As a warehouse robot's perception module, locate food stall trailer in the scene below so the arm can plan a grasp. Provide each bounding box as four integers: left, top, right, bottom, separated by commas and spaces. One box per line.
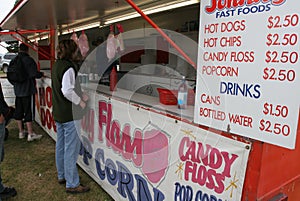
1, 0, 299, 200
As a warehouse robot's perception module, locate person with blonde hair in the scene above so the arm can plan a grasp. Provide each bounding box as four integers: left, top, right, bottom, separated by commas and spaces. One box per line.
51, 39, 90, 194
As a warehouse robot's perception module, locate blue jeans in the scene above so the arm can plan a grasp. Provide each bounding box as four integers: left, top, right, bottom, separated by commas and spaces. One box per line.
0, 122, 6, 192
55, 120, 81, 188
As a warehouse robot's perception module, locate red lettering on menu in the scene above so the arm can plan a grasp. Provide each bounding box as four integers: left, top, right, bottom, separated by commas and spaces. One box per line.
200, 94, 221, 105
228, 113, 253, 127
205, 0, 286, 13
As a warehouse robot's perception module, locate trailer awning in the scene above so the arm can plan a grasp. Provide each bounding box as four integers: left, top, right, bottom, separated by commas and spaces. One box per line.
0, 0, 199, 68
1, 0, 199, 32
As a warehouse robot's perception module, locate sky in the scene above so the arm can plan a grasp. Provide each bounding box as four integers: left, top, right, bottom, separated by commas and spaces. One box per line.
0, 0, 15, 54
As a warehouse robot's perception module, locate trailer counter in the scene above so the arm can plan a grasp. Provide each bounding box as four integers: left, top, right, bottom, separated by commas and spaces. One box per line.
34, 77, 251, 201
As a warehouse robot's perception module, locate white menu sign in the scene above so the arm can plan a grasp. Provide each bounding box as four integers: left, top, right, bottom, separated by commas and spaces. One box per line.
194, 0, 300, 149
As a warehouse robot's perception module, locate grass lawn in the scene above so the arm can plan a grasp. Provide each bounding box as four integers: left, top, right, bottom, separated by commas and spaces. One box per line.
3, 121, 114, 201
0, 71, 5, 78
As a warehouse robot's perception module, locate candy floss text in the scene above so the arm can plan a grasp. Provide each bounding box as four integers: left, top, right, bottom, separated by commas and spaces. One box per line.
178, 137, 238, 195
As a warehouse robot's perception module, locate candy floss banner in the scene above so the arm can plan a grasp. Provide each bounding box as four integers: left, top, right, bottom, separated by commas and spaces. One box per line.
195, 0, 300, 149
34, 79, 251, 201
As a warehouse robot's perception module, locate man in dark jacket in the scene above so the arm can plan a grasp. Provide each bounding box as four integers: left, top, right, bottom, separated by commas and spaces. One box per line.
0, 82, 17, 199
12, 43, 43, 141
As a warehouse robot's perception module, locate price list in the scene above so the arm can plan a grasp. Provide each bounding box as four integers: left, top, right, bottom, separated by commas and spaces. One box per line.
260, 14, 298, 139
194, 0, 299, 149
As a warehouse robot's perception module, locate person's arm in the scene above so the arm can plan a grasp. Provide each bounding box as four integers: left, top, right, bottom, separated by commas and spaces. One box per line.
23, 56, 43, 79
24, 57, 38, 78
61, 68, 86, 108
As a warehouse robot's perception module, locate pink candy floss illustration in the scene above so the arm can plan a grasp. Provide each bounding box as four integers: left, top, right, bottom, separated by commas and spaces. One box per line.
142, 128, 169, 184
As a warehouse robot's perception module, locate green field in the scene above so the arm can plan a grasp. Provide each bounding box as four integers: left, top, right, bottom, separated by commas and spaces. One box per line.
3, 121, 114, 201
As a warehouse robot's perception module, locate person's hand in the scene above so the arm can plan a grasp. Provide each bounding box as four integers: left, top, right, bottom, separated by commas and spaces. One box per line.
36, 71, 44, 79
79, 100, 86, 109
82, 93, 89, 102
0, 114, 5, 124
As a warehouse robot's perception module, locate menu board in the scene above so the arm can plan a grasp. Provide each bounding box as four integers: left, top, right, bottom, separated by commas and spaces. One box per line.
194, 0, 300, 149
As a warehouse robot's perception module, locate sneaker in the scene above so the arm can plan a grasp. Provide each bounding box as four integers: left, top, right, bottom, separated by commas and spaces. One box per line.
0, 187, 17, 199
19, 132, 25, 139
27, 133, 42, 142
66, 184, 90, 194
